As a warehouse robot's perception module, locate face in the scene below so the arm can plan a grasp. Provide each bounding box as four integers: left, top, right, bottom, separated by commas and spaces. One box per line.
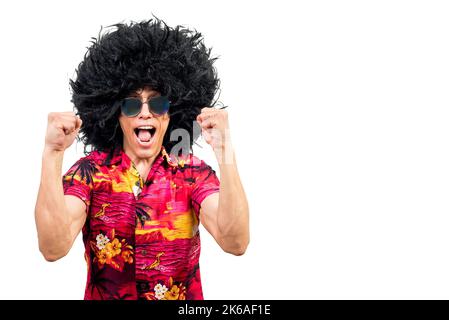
118, 86, 170, 161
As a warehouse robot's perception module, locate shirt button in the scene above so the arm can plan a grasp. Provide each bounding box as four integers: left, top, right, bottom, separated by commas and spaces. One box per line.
141, 250, 147, 256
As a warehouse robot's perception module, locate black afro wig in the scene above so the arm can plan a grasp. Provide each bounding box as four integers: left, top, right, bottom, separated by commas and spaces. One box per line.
69, 15, 221, 159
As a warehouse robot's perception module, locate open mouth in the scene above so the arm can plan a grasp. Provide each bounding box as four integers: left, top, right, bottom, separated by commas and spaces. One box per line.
134, 126, 156, 144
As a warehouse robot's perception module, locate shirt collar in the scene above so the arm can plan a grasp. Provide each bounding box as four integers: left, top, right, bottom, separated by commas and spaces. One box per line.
92, 145, 183, 169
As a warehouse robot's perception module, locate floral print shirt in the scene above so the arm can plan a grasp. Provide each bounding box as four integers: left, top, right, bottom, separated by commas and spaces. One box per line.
62, 146, 220, 300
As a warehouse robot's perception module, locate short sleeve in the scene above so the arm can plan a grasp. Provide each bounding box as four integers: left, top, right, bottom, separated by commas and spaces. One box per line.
190, 157, 220, 218
62, 156, 95, 213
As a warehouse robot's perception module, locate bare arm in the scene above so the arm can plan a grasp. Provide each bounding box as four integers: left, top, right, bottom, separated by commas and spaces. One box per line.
199, 146, 250, 256
197, 107, 250, 256
34, 112, 86, 261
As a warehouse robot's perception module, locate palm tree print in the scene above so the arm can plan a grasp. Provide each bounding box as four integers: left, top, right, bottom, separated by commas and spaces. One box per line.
135, 202, 152, 228
69, 158, 97, 186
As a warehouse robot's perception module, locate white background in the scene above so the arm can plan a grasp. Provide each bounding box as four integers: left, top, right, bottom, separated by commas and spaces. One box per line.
0, 0, 448, 299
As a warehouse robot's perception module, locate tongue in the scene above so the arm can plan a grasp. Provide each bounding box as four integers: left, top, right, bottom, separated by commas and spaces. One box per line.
137, 129, 151, 142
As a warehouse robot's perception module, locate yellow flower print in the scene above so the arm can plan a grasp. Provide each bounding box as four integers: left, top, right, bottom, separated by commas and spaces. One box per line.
97, 248, 113, 265
162, 277, 186, 300
121, 250, 133, 264
92, 230, 133, 271
105, 238, 122, 257
164, 285, 186, 300
164, 285, 180, 300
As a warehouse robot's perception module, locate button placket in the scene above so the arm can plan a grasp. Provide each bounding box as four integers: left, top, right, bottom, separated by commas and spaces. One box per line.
130, 163, 143, 200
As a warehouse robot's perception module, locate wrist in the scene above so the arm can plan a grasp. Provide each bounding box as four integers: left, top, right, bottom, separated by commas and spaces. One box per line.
215, 142, 235, 166
43, 146, 65, 159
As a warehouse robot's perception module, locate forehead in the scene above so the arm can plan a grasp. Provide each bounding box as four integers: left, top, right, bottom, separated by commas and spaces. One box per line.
129, 85, 160, 97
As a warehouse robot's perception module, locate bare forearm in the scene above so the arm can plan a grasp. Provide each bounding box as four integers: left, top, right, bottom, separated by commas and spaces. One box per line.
216, 145, 250, 253
196, 108, 249, 254
35, 148, 71, 260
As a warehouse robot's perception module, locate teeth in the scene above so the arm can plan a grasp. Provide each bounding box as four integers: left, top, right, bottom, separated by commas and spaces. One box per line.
137, 126, 154, 130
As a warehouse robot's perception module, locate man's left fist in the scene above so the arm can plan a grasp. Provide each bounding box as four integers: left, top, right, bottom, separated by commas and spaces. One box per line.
196, 107, 231, 152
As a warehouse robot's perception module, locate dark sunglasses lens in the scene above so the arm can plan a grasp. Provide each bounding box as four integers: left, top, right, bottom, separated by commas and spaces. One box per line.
150, 96, 170, 115
121, 99, 142, 117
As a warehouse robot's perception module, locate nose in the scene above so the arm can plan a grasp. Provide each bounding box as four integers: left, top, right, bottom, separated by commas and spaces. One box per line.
139, 101, 153, 119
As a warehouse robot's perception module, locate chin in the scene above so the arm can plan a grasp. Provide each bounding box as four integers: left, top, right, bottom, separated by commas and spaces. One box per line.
134, 146, 160, 159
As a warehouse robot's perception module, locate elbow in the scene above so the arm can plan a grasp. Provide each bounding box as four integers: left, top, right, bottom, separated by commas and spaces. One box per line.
40, 249, 68, 262
226, 246, 247, 256
222, 238, 249, 256
42, 253, 62, 262
39, 243, 70, 262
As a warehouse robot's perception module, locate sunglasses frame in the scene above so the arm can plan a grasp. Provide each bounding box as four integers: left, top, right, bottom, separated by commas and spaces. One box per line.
120, 95, 171, 117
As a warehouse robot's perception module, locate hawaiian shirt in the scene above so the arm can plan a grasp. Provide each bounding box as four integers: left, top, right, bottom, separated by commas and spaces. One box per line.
62, 146, 220, 300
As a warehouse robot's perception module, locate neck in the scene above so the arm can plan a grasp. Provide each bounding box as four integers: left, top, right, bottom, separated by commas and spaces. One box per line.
123, 145, 161, 169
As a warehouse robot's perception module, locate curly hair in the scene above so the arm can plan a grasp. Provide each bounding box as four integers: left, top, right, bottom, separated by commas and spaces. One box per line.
69, 15, 221, 159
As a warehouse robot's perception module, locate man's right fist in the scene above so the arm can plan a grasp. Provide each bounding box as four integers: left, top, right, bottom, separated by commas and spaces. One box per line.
45, 112, 82, 152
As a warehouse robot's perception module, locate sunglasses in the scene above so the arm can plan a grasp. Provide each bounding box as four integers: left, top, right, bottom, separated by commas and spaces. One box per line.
120, 95, 171, 117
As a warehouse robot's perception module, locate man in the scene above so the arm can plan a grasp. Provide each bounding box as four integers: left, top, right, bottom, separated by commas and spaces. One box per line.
34, 17, 249, 300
